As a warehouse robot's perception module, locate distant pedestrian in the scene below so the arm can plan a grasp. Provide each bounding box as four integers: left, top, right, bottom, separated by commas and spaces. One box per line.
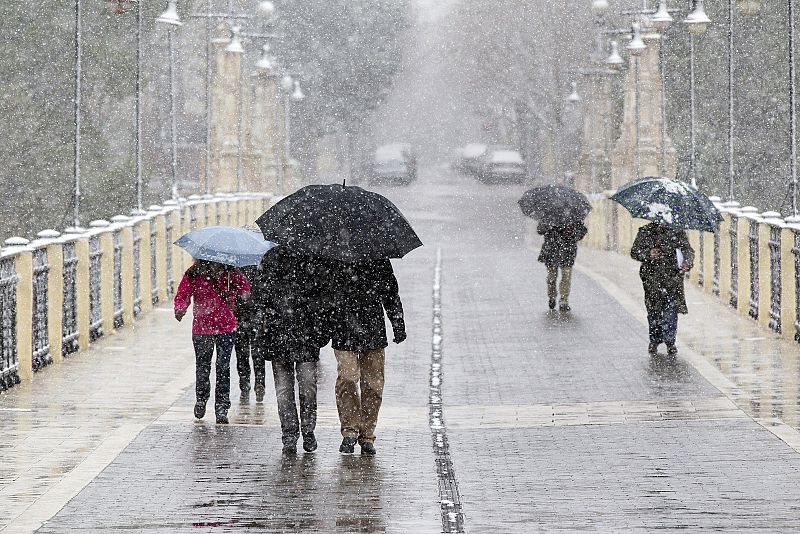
537, 220, 587, 311
328, 259, 406, 456
630, 222, 694, 356
234, 264, 266, 403
174, 260, 251, 424
252, 247, 331, 455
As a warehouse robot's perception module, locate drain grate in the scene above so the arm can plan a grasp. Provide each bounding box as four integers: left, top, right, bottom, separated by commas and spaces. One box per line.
429, 248, 465, 533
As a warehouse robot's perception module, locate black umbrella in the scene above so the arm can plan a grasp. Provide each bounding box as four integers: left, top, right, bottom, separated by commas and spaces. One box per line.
256, 183, 423, 262
518, 184, 592, 224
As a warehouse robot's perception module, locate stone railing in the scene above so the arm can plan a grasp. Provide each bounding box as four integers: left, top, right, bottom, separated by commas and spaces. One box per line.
0, 192, 275, 391
583, 193, 800, 343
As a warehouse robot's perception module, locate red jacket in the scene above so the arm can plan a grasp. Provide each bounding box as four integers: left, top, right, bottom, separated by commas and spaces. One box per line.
174, 269, 251, 335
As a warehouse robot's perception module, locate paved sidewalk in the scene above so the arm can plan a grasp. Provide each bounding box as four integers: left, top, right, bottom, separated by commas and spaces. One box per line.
6, 169, 800, 532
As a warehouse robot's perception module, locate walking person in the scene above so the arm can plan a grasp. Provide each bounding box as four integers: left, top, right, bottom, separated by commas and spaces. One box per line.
234, 264, 266, 403
174, 260, 251, 424
252, 247, 331, 454
631, 222, 694, 356
537, 220, 587, 311
328, 259, 406, 456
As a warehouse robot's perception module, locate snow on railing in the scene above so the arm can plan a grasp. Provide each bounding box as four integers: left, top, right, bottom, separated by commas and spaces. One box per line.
0, 192, 275, 392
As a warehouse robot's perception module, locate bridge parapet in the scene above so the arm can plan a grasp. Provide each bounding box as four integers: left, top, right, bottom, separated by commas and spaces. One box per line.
583, 196, 800, 344
0, 192, 275, 391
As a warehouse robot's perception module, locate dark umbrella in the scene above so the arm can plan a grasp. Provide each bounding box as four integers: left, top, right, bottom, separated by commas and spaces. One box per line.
256, 183, 422, 262
518, 184, 592, 224
610, 176, 721, 232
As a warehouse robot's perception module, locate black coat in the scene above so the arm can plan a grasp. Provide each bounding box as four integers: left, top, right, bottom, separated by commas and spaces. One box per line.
631, 223, 695, 315
327, 260, 405, 352
251, 248, 332, 362
537, 221, 588, 267
235, 265, 260, 340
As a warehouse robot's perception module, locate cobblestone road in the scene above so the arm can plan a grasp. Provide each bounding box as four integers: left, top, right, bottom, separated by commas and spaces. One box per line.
5, 167, 800, 533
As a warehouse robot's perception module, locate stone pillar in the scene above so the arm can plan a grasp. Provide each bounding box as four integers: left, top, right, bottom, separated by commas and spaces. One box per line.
209, 23, 243, 193
250, 65, 281, 193
574, 69, 615, 193
610, 29, 677, 190
782, 223, 799, 341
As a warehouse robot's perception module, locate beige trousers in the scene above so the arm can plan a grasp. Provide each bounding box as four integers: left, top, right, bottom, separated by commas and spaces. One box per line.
546, 266, 573, 303
334, 348, 385, 443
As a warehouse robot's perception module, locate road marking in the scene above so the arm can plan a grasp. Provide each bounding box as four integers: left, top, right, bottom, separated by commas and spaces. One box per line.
429, 248, 465, 534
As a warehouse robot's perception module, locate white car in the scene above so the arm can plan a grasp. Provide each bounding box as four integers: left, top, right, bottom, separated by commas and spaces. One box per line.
476, 147, 527, 183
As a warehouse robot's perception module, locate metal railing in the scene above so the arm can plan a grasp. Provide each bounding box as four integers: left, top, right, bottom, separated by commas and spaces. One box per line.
113, 230, 124, 329
748, 219, 759, 320
88, 235, 103, 340
150, 223, 158, 305
0, 257, 19, 390
62, 241, 79, 356
697, 233, 705, 287
712, 229, 721, 296
165, 214, 174, 298
769, 225, 782, 333
730, 214, 739, 308
133, 225, 142, 318
32, 248, 52, 371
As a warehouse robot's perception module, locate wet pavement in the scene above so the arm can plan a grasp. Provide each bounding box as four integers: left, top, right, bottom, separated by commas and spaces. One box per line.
6, 166, 800, 532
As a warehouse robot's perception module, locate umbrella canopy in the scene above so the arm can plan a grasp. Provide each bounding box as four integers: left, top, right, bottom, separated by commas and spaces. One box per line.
610, 177, 721, 232
256, 183, 423, 262
174, 226, 276, 267
518, 184, 592, 224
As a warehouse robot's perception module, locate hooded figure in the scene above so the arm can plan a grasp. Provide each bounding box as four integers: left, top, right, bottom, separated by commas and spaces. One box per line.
537, 221, 588, 311
233, 264, 265, 402
327, 259, 406, 456
251, 247, 332, 454
630, 222, 694, 355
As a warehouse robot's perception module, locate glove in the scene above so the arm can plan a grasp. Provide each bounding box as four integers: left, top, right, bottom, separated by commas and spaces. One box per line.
392, 328, 407, 344
175, 309, 186, 322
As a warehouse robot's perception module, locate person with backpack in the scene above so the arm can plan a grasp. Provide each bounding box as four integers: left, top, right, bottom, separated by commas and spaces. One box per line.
174, 260, 251, 424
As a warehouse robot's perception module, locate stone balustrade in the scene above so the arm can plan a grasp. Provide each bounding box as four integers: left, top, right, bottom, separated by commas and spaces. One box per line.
0, 193, 275, 391
583, 193, 800, 343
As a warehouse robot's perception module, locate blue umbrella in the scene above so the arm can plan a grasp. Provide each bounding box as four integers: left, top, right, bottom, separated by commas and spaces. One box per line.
611, 177, 721, 232
174, 226, 276, 267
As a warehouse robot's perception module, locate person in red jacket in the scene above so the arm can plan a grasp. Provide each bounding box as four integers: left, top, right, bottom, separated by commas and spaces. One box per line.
174, 260, 251, 424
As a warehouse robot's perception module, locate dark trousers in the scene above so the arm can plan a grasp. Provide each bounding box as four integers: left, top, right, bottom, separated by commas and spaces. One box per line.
235, 333, 266, 392
193, 333, 235, 415
646, 297, 678, 345
271, 360, 318, 445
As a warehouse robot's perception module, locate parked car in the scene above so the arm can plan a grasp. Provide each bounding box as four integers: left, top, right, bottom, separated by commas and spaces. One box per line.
453, 143, 488, 175
476, 146, 527, 184
371, 143, 417, 185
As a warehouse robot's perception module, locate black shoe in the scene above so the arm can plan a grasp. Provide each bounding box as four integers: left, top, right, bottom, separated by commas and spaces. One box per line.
548, 298, 556, 310
282, 444, 297, 455
303, 433, 318, 453
360, 441, 376, 456
648, 343, 659, 355
194, 401, 206, 420
240, 390, 250, 404
339, 437, 357, 454
667, 344, 678, 356
255, 385, 265, 403
215, 413, 228, 424
559, 302, 571, 312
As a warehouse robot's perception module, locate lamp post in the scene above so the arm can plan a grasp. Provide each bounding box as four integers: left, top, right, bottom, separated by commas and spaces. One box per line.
789, 0, 798, 215
651, 0, 673, 177
684, 0, 711, 189
156, 0, 182, 200
727, 0, 735, 200
73, 0, 83, 228
135, 0, 143, 211
627, 22, 647, 181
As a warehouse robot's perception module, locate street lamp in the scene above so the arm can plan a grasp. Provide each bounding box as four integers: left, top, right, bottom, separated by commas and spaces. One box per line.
683, 0, 710, 189
224, 26, 245, 192
736, 0, 761, 16
591, 0, 609, 13
651, 0, 673, 177
291, 79, 305, 102
156, 0, 182, 201
627, 22, 647, 180
789, 0, 798, 215
73, 0, 83, 228
605, 41, 624, 70
257, 0, 275, 17
567, 81, 581, 104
